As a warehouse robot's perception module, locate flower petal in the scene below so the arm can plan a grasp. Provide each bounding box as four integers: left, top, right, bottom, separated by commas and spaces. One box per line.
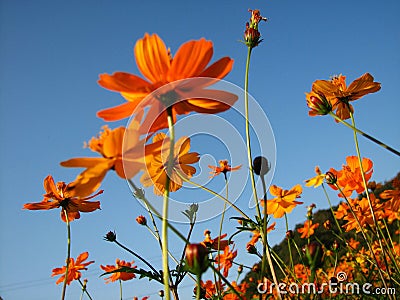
134, 33, 170, 83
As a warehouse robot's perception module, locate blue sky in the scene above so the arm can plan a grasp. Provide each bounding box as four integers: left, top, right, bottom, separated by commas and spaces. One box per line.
1, 0, 399, 299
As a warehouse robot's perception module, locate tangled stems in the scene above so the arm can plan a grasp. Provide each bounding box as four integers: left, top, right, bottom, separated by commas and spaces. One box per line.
61, 209, 71, 300
78, 279, 93, 300
328, 112, 400, 157
348, 110, 394, 293
162, 106, 175, 300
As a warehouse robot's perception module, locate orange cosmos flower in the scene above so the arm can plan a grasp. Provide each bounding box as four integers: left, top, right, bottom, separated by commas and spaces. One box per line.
97, 33, 237, 133
342, 194, 383, 232
310, 73, 381, 120
52, 252, 94, 285
100, 259, 136, 283
348, 238, 360, 250
261, 184, 303, 218
23, 175, 102, 222
215, 245, 238, 277
328, 156, 373, 198
297, 220, 319, 239
61, 118, 154, 197
141, 133, 199, 195
202, 229, 232, 250
208, 160, 242, 178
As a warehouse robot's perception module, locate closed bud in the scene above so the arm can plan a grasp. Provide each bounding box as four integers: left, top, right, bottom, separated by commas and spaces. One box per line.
238, 264, 243, 274
252, 156, 270, 176
135, 215, 147, 226
325, 172, 337, 185
158, 290, 164, 297
306, 92, 332, 116
104, 231, 117, 242
246, 243, 258, 255
303, 241, 323, 268
333, 240, 339, 251
286, 230, 294, 240
185, 243, 209, 275
323, 220, 332, 230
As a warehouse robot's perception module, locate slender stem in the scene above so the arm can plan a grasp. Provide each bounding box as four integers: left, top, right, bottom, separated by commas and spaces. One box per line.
259, 175, 280, 300
178, 173, 250, 220
210, 264, 242, 299
162, 106, 175, 300
348, 110, 391, 291
119, 280, 122, 300
244, 47, 262, 219
114, 240, 161, 280
214, 175, 228, 297
196, 275, 201, 300
61, 209, 71, 300
128, 179, 188, 243
328, 112, 400, 157
321, 183, 343, 234
284, 213, 294, 269
78, 279, 93, 300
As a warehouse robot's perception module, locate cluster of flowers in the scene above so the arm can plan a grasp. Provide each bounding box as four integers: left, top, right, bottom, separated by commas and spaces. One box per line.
23, 7, 399, 300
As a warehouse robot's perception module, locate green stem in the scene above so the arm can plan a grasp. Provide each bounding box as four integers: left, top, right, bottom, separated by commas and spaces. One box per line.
321, 183, 343, 234
214, 175, 228, 297
178, 173, 250, 220
284, 213, 294, 269
114, 239, 161, 281
328, 112, 400, 157
196, 275, 201, 300
260, 175, 279, 293
61, 209, 71, 300
78, 279, 93, 300
348, 110, 391, 291
162, 106, 175, 300
244, 46, 262, 219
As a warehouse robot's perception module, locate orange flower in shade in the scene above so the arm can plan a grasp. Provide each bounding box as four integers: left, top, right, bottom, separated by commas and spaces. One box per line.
197, 280, 224, 299
208, 160, 242, 178
247, 222, 276, 248
215, 245, 238, 277
342, 194, 383, 232
202, 229, 232, 250
141, 133, 199, 195
100, 259, 136, 283
381, 188, 400, 223
97, 33, 237, 133
328, 156, 373, 198
61, 119, 153, 197
51, 252, 94, 285
23, 175, 102, 222
297, 220, 319, 239
223, 281, 248, 300
261, 184, 303, 218
305, 166, 325, 188
348, 238, 360, 250
309, 73, 381, 120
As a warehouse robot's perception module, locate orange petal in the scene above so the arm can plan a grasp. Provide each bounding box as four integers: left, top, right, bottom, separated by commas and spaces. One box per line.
97, 101, 141, 121
43, 175, 62, 200
98, 72, 151, 94
102, 127, 124, 158
134, 33, 170, 83
199, 57, 234, 80
168, 38, 213, 81
346, 73, 381, 100
60, 157, 107, 168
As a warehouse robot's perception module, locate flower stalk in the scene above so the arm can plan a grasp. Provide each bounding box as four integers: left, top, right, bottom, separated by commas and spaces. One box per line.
61, 209, 71, 300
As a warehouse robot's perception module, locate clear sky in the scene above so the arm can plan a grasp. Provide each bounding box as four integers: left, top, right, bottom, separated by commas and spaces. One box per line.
1, 0, 399, 299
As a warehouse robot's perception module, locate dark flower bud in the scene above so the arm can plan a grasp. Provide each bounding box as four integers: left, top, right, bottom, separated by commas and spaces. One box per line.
306, 92, 332, 116
104, 231, 117, 242
323, 220, 332, 230
332, 240, 339, 251
185, 243, 209, 275
158, 290, 164, 297
286, 230, 294, 240
325, 172, 337, 185
252, 156, 270, 176
238, 264, 243, 274
246, 243, 258, 255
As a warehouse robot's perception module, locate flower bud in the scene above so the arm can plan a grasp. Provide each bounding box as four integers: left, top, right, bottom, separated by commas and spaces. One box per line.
286, 230, 294, 240
306, 92, 332, 116
136, 215, 147, 226
252, 156, 270, 176
332, 240, 339, 251
185, 243, 209, 275
246, 243, 258, 255
238, 264, 243, 274
303, 241, 323, 268
325, 172, 337, 185
323, 220, 332, 230
104, 231, 117, 242
158, 290, 164, 297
